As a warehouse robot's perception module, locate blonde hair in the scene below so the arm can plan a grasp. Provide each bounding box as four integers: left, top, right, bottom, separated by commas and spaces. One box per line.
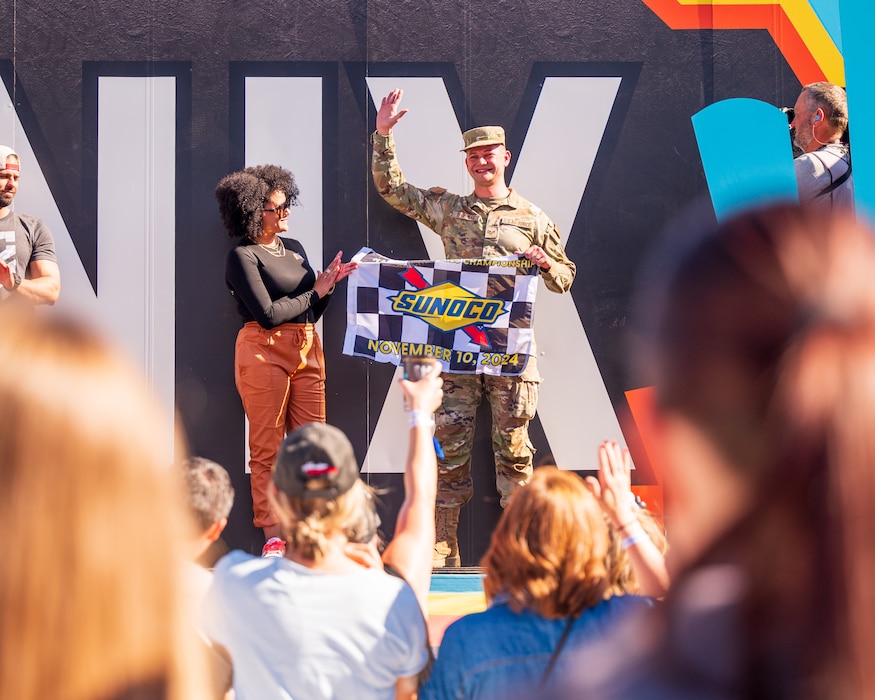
0, 310, 208, 700
481, 468, 610, 618
605, 510, 667, 595
271, 478, 377, 561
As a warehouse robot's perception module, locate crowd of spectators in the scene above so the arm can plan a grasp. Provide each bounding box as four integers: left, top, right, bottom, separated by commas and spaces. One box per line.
3, 200, 874, 700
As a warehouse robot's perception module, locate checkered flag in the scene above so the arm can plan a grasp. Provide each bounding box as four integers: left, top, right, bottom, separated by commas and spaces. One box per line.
342, 248, 539, 376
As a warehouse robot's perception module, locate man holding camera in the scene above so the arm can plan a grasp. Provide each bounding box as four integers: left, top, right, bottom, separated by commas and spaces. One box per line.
372, 88, 576, 567
788, 82, 854, 210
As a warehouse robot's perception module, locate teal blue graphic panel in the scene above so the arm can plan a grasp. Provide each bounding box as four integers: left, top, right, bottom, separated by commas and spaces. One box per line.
693, 98, 798, 222
810, 0, 843, 51
840, 0, 875, 219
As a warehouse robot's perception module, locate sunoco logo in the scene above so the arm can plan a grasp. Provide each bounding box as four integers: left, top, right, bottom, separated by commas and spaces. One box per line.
388, 282, 506, 333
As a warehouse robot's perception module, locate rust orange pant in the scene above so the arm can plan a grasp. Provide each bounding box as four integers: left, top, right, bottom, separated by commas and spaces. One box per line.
235, 322, 326, 528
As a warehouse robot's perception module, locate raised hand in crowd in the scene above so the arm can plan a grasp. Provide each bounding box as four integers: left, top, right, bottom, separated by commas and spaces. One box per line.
344, 361, 443, 613
586, 440, 669, 597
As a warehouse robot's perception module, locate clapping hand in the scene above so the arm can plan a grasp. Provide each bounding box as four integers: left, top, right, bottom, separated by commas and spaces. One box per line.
313, 251, 358, 298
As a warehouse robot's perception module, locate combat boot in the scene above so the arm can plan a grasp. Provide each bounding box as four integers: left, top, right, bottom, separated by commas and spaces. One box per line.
433, 506, 461, 568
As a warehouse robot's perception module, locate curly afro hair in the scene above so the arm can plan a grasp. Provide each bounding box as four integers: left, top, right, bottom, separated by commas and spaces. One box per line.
215, 164, 300, 240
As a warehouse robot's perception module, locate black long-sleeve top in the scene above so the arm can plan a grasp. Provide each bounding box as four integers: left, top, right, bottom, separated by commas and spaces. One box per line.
225, 237, 330, 329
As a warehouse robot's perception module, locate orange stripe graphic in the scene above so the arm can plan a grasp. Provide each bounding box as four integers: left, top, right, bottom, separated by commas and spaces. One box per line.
640, 0, 844, 85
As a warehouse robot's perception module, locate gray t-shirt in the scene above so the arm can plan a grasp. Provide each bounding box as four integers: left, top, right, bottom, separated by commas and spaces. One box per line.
794, 143, 854, 211
0, 211, 57, 301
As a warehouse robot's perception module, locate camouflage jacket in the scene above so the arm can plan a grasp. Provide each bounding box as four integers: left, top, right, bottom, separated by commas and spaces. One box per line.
371, 131, 576, 295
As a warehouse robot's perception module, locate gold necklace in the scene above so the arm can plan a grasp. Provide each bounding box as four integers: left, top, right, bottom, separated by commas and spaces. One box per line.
257, 237, 286, 257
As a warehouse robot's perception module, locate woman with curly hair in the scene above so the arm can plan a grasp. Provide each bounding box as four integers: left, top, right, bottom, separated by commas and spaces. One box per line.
420, 467, 651, 699
216, 164, 356, 541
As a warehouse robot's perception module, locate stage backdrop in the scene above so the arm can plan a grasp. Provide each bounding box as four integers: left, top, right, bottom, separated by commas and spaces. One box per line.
2, 0, 866, 562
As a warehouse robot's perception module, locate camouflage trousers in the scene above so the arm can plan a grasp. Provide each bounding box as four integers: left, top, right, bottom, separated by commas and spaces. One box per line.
435, 372, 540, 508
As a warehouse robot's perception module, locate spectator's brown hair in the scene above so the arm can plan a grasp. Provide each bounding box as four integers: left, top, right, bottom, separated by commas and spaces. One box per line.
481, 467, 610, 619
605, 509, 667, 596
181, 456, 234, 533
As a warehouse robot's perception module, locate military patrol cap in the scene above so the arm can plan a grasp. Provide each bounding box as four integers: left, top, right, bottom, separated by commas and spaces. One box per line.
461, 126, 506, 151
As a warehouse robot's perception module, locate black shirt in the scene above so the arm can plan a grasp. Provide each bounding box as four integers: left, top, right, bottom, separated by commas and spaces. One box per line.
225, 237, 330, 329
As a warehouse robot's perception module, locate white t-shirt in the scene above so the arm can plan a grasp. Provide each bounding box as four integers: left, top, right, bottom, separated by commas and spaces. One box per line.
202, 550, 429, 700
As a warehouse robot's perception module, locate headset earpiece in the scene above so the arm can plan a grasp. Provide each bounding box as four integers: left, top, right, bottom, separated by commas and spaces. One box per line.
814, 114, 821, 123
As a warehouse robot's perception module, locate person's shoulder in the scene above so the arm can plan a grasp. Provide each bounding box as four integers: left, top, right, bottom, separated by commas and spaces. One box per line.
212, 549, 269, 579
364, 564, 420, 593
10, 212, 49, 231
612, 592, 654, 605
574, 594, 654, 634
426, 186, 457, 200
226, 240, 258, 262
435, 611, 484, 652
280, 237, 307, 256
13, 212, 43, 224
507, 189, 533, 205
506, 190, 549, 218
441, 601, 505, 638
794, 151, 826, 174
602, 593, 655, 614
358, 567, 426, 613
793, 154, 825, 199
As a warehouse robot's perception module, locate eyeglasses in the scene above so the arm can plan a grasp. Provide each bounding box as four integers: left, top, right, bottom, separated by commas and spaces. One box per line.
263, 203, 290, 215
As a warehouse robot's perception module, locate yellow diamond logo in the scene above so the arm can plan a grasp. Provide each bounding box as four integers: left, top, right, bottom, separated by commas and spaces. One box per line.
388, 282, 506, 333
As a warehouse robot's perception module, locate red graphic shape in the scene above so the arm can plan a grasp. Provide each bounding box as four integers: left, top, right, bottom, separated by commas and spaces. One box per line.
625, 386, 664, 516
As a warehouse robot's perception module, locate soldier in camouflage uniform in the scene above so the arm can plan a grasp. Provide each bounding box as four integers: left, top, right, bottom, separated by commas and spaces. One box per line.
372, 88, 576, 567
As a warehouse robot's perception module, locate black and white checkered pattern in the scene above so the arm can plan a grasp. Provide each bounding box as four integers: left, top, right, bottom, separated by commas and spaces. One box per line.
342, 248, 540, 376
